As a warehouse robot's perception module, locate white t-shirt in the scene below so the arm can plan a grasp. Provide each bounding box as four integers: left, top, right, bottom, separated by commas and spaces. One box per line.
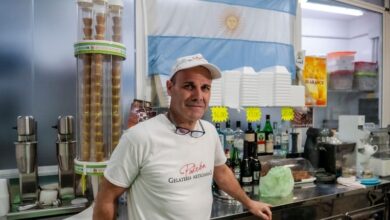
104, 114, 226, 220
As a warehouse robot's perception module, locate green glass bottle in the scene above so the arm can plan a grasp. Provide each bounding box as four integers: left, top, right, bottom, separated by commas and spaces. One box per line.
262, 115, 274, 154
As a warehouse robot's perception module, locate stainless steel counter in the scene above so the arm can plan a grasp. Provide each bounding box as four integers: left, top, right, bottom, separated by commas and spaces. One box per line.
211, 179, 390, 219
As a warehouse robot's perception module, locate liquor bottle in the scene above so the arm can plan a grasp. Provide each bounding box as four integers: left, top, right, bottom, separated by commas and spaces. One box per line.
225, 149, 233, 173
241, 143, 254, 194
215, 123, 224, 150
255, 124, 266, 155
245, 122, 256, 160
233, 147, 241, 182
233, 121, 245, 159
263, 115, 274, 154
281, 122, 289, 157
273, 121, 282, 156
240, 142, 252, 186
252, 157, 261, 184
223, 120, 235, 153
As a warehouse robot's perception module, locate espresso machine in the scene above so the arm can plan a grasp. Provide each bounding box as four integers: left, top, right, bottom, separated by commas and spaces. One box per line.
368, 126, 390, 176
14, 116, 39, 203
53, 116, 76, 199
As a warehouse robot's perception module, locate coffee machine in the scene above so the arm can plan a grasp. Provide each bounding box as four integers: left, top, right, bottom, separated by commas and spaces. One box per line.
14, 116, 39, 203
53, 116, 76, 199
368, 126, 390, 176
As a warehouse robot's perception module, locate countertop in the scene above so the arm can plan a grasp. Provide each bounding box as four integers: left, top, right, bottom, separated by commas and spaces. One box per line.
211, 178, 390, 219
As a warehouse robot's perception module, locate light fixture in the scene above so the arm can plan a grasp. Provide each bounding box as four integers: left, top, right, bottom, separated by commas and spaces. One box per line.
301, 2, 364, 16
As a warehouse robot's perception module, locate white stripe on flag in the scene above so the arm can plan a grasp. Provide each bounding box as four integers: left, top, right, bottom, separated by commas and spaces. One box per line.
146, 0, 294, 45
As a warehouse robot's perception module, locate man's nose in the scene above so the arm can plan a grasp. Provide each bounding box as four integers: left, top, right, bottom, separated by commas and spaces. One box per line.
191, 87, 204, 100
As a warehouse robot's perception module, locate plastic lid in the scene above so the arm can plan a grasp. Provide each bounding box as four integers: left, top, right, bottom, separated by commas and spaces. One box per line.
77, 0, 93, 7
109, 0, 123, 7
93, 0, 108, 4
327, 51, 356, 59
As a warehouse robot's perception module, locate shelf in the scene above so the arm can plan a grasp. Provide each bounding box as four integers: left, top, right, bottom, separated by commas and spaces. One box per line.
328, 89, 376, 93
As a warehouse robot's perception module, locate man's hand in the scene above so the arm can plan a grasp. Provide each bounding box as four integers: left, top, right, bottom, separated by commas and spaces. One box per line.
213, 164, 272, 220
246, 200, 272, 220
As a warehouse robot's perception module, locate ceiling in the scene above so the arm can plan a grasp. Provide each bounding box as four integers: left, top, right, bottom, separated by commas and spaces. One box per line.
301, 8, 362, 20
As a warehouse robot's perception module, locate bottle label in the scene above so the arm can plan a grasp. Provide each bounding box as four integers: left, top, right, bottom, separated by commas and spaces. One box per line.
266, 141, 274, 153
268, 134, 274, 141
257, 132, 265, 142
234, 139, 244, 151
245, 133, 255, 142
253, 171, 260, 180
242, 176, 252, 183
226, 135, 234, 145
257, 143, 265, 153
275, 135, 281, 145
234, 168, 240, 180
243, 185, 252, 193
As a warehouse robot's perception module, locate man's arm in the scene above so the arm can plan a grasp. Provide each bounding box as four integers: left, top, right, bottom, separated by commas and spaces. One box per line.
93, 177, 128, 220
213, 164, 272, 220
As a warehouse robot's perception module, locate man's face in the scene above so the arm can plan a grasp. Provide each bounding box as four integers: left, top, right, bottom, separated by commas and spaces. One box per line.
167, 66, 212, 124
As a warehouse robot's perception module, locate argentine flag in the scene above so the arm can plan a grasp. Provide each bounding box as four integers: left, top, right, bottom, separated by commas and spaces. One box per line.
146, 0, 297, 78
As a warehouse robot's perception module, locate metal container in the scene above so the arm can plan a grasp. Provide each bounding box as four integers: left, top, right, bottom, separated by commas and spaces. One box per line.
16, 116, 35, 136
15, 142, 37, 174
58, 116, 74, 136
56, 115, 76, 172
57, 142, 76, 172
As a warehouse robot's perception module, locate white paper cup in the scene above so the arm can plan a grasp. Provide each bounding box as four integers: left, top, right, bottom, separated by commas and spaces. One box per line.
0, 179, 10, 216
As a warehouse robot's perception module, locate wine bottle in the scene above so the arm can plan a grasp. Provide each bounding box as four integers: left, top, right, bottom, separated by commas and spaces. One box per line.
240, 142, 252, 186
263, 115, 274, 154
252, 158, 261, 184
245, 122, 256, 159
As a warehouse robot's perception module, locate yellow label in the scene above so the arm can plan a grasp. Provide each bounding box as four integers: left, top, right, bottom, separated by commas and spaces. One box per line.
246, 107, 262, 122
281, 107, 294, 121
302, 56, 327, 106
210, 106, 229, 122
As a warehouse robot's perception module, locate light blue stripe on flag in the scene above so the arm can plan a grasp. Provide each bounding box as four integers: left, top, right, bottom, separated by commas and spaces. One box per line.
148, 36, 295, 79
201, 0, 297, 15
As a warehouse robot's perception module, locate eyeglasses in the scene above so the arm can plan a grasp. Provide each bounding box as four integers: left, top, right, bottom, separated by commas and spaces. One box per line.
175, 121, 205, 138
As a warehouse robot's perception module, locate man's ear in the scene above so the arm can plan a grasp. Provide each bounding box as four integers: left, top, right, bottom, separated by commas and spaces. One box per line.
166, 80, 173, 96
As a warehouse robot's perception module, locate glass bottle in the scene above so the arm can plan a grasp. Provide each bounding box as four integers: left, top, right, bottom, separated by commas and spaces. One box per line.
281, 122, 289, 157
240, 142, 252, 186
273, 121, 282, 156
245, 122, 256, 160
255, 124, 266, 155
225, 149, 233, 173
223, 120, 234, 153
233, 147, 241, 182
215, 123, 224, 150
234, 121, 245, 159
263, 115, 274, 154
252, 157, 261, 184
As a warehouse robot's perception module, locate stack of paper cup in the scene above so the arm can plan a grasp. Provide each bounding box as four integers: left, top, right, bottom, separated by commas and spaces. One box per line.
0, 179, 10, 216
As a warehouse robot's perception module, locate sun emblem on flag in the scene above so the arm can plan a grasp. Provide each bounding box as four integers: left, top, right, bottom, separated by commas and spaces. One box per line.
225, 15, 239, 31
220, 9, 242, 36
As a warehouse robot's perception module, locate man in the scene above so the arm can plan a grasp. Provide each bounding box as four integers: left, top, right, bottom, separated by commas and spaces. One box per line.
93, 54, 272, 220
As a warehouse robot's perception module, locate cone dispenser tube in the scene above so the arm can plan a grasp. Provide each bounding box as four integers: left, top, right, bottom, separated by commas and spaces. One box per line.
109, 0, 123, 149
75, 0, 125, 163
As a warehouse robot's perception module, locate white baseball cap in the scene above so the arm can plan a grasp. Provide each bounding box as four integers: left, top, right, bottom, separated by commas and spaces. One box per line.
170, 54, 222, 80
